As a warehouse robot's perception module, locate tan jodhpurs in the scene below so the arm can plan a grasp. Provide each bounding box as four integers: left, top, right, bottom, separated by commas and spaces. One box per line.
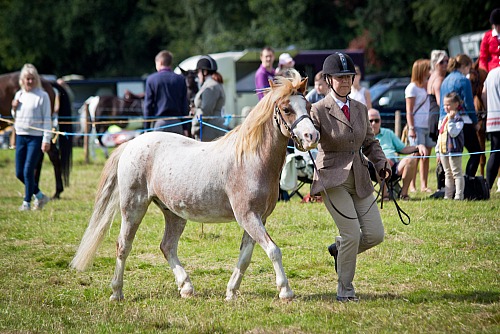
322, 168, 384, 298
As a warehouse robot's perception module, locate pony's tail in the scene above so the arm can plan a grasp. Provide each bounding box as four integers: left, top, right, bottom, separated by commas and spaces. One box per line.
70, 143, 128, 271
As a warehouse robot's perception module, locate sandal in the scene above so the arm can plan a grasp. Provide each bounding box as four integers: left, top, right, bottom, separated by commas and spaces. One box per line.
400, 194, 410, 201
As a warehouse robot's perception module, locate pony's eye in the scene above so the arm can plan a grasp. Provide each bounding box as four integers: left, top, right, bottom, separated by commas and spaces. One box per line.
282, 107, 291, 115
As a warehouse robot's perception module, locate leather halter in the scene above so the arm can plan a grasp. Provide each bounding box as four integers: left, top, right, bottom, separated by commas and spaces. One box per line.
273, 96, 312, 152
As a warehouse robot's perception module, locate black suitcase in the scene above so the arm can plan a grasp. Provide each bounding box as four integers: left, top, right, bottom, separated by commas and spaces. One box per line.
464, 175, 490, 200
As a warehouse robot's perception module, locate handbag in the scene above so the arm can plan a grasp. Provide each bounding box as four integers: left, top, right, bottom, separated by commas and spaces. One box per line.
464, 175, 490, 200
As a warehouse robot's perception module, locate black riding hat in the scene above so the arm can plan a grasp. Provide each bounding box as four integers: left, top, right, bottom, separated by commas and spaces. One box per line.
196, 55, 218, 72
322, 52, 356, 77
490, 8, 500, 25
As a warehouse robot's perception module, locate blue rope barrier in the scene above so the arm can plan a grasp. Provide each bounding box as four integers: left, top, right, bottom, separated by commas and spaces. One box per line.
4, 114, 499, 158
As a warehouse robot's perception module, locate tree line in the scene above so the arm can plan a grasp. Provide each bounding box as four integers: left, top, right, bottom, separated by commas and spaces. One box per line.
0, 0, 495, 78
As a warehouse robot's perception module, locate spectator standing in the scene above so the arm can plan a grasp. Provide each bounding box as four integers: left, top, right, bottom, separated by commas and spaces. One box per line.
482, 67, 500, 189
255, 47, 276, 100
305, 71, 328, 104
440, 54, 481, 177
191, 55, 226, 141
311, 53, 390, 303
275, 53, 295, 76
350, 65, 372, 108
437, 92, 465, 200
144, 50, 189, 136
428, 50, 449, 141
428, 50, 449, 193
368, 108, 426, 200
11, 64, 51, 211
405, 59, 433, 192
479, 8, 500, 72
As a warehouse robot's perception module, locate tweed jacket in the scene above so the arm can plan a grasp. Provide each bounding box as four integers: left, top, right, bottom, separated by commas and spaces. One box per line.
310, 94, 387, 198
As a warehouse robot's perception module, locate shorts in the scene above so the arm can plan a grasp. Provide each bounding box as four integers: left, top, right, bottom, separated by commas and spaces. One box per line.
409, 127, 436, 148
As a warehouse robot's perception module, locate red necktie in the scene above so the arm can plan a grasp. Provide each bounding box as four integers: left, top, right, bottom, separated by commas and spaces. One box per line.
342, 104, 350, 121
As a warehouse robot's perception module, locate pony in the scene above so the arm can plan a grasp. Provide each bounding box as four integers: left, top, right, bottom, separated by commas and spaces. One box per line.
469, 60, 488, 176
70, 69, 320, 301
179, 67, 199, 108
0, 72, 72, 199
80, 90, 144, 158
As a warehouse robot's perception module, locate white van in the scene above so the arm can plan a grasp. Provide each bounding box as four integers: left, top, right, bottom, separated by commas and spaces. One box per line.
175, 51, 263, 128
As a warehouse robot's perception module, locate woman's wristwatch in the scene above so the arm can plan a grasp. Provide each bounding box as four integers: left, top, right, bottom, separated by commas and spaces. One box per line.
409, 126, 414, 130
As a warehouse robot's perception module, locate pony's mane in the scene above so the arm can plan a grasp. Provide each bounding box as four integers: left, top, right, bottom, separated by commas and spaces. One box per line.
218, 69, 303, 162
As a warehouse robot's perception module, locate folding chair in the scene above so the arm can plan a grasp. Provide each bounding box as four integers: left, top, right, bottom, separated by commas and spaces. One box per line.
288, 155, 313, 199
279, 150, 317, 201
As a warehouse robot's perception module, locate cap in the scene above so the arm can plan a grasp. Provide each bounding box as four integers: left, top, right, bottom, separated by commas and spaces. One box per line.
278, 53, 295, 66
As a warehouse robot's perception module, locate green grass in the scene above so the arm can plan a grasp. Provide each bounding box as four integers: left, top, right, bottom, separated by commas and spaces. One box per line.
0, 147, 498, 333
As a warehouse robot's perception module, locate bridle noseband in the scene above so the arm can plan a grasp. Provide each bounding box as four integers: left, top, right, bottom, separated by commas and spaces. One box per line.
273, 96, 313, 152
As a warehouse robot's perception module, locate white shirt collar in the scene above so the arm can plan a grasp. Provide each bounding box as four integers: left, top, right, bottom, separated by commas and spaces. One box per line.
493, 28, 499, 37
331, 93, 350, 109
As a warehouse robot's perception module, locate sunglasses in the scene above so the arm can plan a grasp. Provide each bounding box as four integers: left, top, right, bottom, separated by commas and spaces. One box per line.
369, 119, 380, 124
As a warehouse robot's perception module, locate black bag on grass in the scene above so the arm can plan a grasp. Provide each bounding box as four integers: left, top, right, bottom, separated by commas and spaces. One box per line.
464, 175, 490, 200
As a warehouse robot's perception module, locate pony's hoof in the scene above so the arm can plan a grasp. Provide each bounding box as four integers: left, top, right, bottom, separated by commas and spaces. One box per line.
179, 283, 194, 298
109, 293, 124, 302
279, 289, 294, 301
225, 291, 238, 301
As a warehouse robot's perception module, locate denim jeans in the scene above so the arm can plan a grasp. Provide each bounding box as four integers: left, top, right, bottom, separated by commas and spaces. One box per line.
15, 135, 43, 202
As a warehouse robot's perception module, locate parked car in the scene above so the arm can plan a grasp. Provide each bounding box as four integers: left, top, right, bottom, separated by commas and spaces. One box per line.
369, 77, 410, 130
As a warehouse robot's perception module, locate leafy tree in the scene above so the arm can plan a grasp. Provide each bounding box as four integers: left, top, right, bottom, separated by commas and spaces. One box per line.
0, 0, 496, 77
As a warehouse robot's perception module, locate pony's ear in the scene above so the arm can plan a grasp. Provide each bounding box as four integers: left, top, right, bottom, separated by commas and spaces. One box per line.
298, 77, 308, 94
179, 67, 187, 75
269, 79, 276, 89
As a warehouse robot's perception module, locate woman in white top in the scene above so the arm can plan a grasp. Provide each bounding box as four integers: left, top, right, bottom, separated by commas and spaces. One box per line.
405, 59, 433, 192
349, 65, 371, 108
11, 64, 51, 211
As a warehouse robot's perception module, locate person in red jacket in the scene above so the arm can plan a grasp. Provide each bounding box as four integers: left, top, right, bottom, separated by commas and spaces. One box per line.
479, 8, 500, 72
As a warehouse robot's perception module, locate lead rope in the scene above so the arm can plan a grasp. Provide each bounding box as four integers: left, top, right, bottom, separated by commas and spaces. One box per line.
308, 151, 410, 225
384, 175, 411, 225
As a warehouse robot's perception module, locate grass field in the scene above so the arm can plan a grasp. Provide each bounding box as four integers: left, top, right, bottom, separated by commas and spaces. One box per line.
0, 147, 499, 333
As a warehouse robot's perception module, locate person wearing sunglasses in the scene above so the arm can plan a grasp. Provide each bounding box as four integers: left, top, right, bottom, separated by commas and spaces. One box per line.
368, 109, 426, 200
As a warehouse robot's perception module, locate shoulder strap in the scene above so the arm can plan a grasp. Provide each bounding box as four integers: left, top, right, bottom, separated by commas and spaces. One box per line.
412, 95, 428, 115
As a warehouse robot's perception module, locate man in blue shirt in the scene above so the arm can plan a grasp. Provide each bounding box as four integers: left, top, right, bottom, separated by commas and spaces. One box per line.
144, 50, 189, 136
369, 109, 426, 200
